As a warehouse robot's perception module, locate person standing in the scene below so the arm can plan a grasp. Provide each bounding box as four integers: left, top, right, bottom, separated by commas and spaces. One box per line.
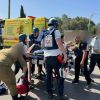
29, 28, 43, 79
71, 35, 91, 86
41, 18, 68, 100
89, 37, 100, 74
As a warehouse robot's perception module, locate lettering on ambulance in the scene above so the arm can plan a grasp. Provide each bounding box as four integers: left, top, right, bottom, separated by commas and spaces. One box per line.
44, 35, 53, 47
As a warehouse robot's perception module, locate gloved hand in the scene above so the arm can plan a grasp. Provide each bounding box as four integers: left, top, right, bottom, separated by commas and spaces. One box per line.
80, 63, 84, 67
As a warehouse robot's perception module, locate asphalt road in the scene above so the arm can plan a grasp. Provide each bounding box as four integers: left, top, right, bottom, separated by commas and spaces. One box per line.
0, 66, 100, 100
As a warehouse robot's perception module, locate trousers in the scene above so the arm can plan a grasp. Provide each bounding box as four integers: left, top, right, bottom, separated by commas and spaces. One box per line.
89, 54, 100, 74
45, 56, 64, 96
74, 56, 91, 83
0, 65, 17, 96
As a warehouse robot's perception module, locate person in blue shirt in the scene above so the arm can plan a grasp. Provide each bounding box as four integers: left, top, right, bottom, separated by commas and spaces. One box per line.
29, 28, 43, 79
29, 28, 40, 46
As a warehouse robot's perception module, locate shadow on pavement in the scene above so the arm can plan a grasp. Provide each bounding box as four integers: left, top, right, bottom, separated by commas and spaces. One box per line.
91, 73, 100, 79
25, 95, 38, 100
64, 78, 100, 100
29, 74, 100, 100
30, 80, 49, 100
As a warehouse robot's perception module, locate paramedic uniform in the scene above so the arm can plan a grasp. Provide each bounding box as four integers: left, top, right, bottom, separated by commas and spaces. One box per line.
43, 27, 64, 96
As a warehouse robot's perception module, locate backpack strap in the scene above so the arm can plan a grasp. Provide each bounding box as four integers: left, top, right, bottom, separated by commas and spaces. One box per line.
42, 28, 56, 40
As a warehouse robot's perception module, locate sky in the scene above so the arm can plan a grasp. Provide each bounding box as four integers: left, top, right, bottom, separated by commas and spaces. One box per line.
0, 0, 100, 24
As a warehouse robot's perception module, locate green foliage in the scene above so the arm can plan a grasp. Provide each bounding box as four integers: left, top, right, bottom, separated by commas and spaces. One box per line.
56, 14, 95, 34
20, 5, 26, 18
56, 17, 63, 32
96, 23, 100, 28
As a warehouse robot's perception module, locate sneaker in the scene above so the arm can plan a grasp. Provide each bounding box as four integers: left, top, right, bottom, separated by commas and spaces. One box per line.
12, 95, 25, 100
18, 96, 25, 100
35, 74, 43, 80
72, 79, 79, 84
57, 95, 68, 100
52, 87, 56, 91
35, 75, 40, 79
12, 94, 18, 100
86, 82, 91, 88
91, 79, 94, 83
30, 80, 35, 89
30, 84, 34, 89
48, 92, 53, 99
31, 80, 34, 84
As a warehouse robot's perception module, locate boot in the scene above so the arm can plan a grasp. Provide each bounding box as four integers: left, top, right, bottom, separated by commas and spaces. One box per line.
12, 94, 18, 100
12, 94, 25, 100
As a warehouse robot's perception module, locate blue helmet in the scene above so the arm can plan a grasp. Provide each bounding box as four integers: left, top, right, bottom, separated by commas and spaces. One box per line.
48, 18, 59, 28
33, 28, 39, 33
19, 34, 27, 44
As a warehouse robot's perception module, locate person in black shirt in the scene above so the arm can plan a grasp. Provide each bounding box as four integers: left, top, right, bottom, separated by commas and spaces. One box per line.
71, 35, 91, 86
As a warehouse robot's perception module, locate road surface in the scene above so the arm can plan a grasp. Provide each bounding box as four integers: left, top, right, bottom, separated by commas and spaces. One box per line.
0, 66, 100, 100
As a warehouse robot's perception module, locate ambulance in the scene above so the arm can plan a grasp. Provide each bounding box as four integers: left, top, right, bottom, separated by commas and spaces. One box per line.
3, 17, 47, 47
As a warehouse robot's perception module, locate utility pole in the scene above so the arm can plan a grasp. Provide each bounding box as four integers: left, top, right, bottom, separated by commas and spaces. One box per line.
88, 13, 96, 33
8, 0, 11, 19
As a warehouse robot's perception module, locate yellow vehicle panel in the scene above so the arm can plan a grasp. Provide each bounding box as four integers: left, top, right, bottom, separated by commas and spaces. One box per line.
4, 39, 19, 47
34, 17, 48, 32
4, 18, 33, 46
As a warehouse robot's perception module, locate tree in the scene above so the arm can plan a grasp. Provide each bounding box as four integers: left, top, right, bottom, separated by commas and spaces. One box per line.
54, 14, 96, 34
61, 14, 71, 31
96, 23, 100, 28
20, 5, 26, 18
62, 14, 68, 20
56, 17, 63, 32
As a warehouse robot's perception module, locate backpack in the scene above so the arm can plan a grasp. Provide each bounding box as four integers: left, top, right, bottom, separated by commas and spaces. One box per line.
16, 77, 30, 96
37, 28, 56, 44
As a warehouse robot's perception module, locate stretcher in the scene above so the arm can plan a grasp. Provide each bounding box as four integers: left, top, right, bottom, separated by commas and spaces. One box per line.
32, 49, 75, 69
32, 50, 44, 65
